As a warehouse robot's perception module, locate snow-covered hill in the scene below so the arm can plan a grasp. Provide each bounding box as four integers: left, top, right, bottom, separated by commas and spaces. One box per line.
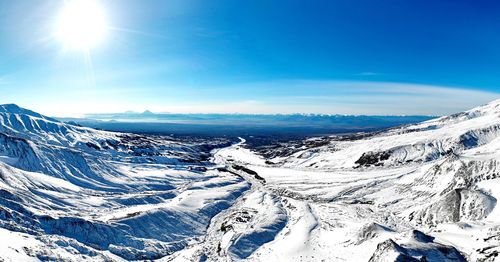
1, 101, 500, 261
0, 104, 247, 260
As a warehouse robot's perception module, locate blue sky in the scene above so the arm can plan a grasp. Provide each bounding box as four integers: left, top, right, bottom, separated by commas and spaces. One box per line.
0, 0, 499, 116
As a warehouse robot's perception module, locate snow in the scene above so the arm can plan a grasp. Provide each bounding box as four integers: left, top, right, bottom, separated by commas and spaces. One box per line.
0, 104, 250, 260
1, 100, 500, 261
0, 228, 41, 262
175, 100, 500, 261
476, 178, 500, 222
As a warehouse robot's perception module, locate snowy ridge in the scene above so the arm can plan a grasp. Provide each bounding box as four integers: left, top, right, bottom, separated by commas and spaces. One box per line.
0, 104, 114, 147
0, 104, 248, 260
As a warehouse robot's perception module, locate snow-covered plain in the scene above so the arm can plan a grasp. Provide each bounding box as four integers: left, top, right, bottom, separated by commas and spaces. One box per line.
1, 101, 500, 261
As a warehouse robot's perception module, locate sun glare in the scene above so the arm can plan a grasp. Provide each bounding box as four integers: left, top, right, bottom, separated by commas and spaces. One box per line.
56, 0, 108, 50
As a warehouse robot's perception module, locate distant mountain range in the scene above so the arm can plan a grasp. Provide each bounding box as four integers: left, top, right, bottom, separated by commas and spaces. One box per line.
59, 112, 435, 137
82, 111, 436, 125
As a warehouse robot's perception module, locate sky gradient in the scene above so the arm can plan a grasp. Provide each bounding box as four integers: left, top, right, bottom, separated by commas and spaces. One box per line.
0, 0, 499, 116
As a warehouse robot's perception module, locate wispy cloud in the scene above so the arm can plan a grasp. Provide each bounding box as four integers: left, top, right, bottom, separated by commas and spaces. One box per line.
30, 80, 500, 117
158, 80, 499, 115
355, 72, 381, 76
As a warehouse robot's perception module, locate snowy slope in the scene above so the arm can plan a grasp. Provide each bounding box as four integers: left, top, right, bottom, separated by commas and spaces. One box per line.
0, 104, 248, 261
277, 99, 500, 170
1, 100, 500, 261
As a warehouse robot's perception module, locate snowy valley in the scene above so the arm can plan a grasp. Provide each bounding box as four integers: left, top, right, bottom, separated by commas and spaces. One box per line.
0, 100, 500, 261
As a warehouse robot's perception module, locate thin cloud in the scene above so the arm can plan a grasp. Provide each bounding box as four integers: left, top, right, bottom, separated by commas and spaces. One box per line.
355, 72, 381, 76
166, 80, 499, 115
33, 80, 500, 117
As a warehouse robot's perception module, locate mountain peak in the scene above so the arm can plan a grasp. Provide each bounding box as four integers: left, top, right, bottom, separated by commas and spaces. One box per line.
0, 103, 22, 111
0, 103, 57, 122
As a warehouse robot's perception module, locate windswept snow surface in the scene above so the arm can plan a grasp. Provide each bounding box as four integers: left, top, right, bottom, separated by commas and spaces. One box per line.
2, 100, 500, 261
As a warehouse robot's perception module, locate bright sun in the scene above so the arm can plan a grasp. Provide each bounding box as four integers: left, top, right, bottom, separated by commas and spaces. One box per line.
56, 0, 108, 50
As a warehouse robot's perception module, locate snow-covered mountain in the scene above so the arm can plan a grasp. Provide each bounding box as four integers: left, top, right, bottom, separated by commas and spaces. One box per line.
0, 101, 499, 261
0, 104, 247, 260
